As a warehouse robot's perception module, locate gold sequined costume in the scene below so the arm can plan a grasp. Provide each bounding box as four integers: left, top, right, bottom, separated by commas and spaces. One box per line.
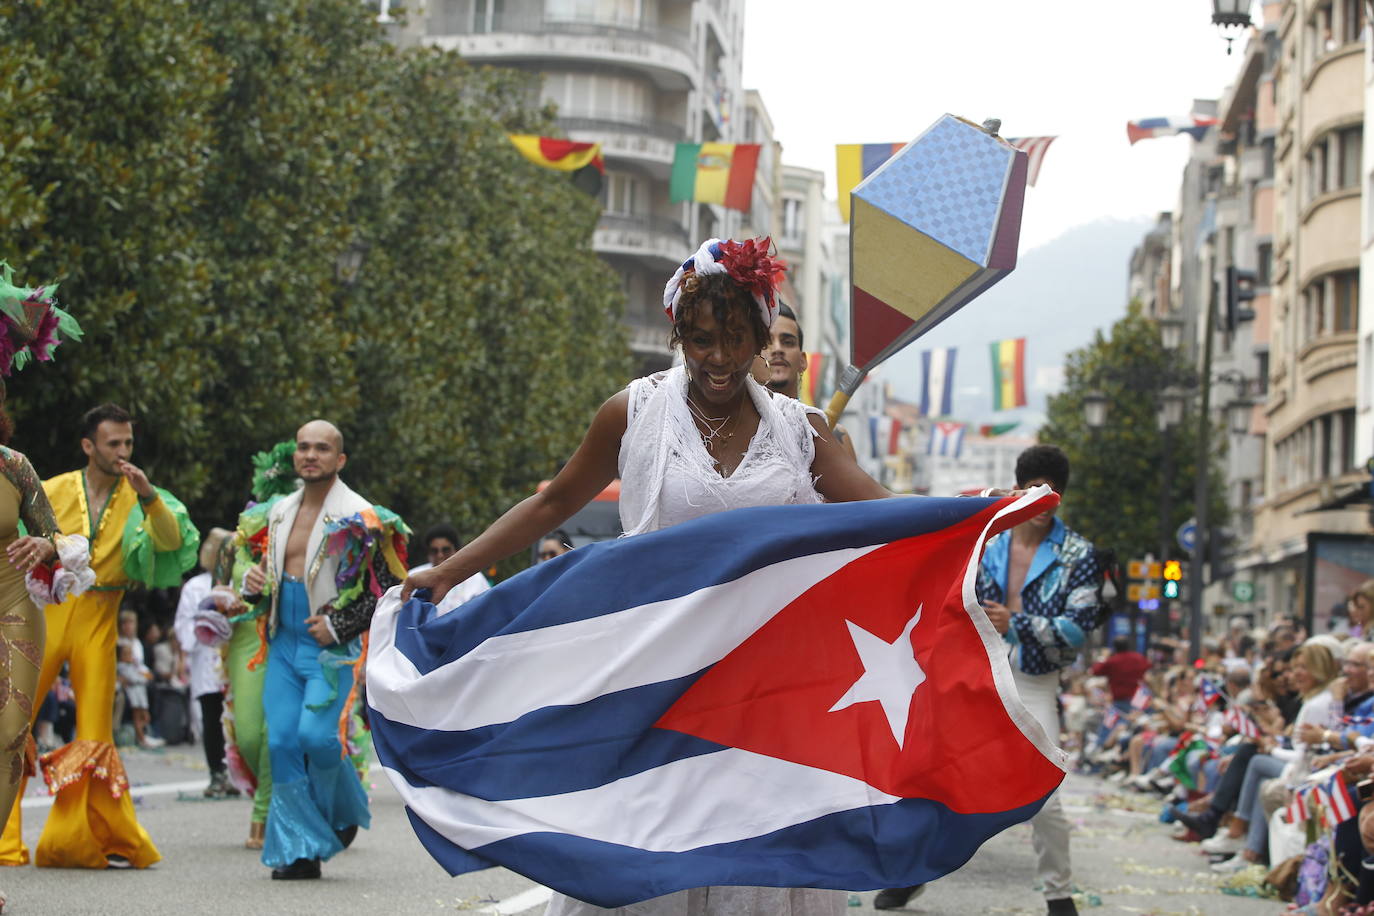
0, 449, 60, 851
0, 470, 196, 868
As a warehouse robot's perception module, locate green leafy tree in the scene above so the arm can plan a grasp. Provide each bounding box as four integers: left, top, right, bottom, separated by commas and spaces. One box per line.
343, 50, 628, 553
0, 0, 630, 561
1039, 303, 1227, 563
0, 0, 227, 482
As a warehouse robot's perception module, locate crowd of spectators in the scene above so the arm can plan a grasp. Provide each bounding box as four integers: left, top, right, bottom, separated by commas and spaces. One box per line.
1074, 580, 1374, 913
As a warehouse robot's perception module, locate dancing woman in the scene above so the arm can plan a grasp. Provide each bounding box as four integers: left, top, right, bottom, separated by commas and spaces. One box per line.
0, 265, 90, 911
405, 237, 896, 916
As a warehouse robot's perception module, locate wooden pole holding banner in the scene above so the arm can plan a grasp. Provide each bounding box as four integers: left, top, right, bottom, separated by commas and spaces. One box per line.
824, 367, 865, 430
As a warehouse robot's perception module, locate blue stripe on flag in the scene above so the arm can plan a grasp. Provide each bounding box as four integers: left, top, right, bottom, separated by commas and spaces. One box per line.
405, 789, 1052, 908
395, 499, 997, 677
919, 350, 932, 416
373, 673, 729, 801
939, 348, 956, 416
861, 143, 894, 177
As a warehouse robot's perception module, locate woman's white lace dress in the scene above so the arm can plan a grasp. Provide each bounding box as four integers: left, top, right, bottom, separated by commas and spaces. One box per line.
544, 366, 844, 916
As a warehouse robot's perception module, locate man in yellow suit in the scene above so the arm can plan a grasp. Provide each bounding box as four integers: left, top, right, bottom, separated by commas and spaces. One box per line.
0, 403, 197, 868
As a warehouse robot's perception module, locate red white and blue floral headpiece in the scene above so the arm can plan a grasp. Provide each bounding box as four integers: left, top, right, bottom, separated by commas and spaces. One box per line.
662, 237, 786, 329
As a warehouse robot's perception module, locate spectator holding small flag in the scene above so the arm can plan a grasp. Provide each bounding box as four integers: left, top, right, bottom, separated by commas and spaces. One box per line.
1200, 641, 1340, 873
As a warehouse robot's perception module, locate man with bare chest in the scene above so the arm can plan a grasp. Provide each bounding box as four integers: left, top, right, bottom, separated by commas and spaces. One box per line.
977, 445, 1102, 916
241, 420, 410, 880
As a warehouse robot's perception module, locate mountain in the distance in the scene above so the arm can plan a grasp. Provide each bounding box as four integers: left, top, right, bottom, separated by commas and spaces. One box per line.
882, 215, 1155, 430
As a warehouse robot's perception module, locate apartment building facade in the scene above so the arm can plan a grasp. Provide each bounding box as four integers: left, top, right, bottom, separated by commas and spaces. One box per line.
1251, 0, 1370, 631
396, 0, 756, 373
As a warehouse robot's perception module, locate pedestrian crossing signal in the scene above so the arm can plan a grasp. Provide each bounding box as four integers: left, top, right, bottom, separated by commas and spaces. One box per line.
1163, 561, 1182, 599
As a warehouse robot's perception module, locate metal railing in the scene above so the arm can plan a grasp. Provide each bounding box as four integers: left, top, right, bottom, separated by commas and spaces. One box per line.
597, 214, 690, 246
470, 14, 693, 54
557, 115, 685, 142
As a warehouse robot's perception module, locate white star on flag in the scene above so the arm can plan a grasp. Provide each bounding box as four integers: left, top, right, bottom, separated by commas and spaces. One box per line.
828, 607, 926, 748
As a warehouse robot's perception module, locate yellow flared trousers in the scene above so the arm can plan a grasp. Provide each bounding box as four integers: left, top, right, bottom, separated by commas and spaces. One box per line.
0, 589, 161, 868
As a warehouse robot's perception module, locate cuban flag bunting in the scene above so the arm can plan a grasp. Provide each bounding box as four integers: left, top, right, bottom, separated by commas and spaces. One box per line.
1286, 786, 1309, 826
927, 421, 966, 459
1224, 707, 1260, 739
1126, 115, 1218, 145
1130, 684, 1153, 711
366, 491, 1067, 907
920, 347, 957, 417
1327, 772, 1357, 825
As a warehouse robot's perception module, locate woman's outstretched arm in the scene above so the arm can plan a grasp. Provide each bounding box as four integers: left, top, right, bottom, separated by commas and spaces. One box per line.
403, 391, 628, 603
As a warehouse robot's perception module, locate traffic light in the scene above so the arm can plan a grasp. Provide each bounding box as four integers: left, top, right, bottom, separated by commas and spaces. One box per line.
1222, 266, 1257, 330
1163, 560, 1183, 599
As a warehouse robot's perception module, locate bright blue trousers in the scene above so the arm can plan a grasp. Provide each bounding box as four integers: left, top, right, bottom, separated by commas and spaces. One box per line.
260, 579, 370, 867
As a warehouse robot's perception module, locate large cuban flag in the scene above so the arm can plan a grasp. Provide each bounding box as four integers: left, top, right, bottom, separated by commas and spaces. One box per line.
367, 489, 1067, 908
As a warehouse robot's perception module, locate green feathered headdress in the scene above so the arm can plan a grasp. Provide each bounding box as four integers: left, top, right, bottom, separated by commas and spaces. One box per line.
250, 440, 298, 501
0, 261, 82, 376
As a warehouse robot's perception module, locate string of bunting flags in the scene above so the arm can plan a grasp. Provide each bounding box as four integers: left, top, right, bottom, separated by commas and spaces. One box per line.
513, 109, 1217, 210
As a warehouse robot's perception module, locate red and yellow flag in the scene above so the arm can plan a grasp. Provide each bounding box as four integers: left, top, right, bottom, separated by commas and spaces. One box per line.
800, 352, 823, 407
989, 338, 1027, 411
508, 136, 605, 174
669, 143, 760, 212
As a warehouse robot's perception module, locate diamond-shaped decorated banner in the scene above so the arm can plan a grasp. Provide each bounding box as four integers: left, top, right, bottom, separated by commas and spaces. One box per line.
850, 115, 1026, 371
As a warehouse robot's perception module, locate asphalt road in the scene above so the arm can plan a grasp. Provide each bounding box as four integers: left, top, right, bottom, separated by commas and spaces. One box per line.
0, 747, 1288, 915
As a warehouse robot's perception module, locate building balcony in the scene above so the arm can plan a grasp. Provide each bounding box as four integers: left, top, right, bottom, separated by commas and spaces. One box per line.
1297, 331, 1357, 385
428, 16, 697, 91
594, 213, 690, 267
557, 115, 684, 177
1300, 185, 1359, 246
1300, 44, 1363, 143
625, 319, 672, 366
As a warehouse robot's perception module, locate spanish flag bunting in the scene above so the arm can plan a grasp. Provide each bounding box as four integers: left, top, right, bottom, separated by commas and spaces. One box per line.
669, 143, 760, 211
508, 135, 606, 173
800, 352, 823, 407
989, 338, 1027, 411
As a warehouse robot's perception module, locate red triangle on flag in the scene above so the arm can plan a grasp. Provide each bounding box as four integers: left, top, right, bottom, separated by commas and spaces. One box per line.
656, 510, 1063, 815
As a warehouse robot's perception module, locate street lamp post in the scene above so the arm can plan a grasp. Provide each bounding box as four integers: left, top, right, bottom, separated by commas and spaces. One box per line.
1157, 387, 1186, 576
1211, 0, 1253, 54
1187, 291, 1220, 664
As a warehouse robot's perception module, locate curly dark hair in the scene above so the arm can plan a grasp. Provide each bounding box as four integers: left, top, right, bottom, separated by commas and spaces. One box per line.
1015, 444, 1071, 492
668, 272, 769, 353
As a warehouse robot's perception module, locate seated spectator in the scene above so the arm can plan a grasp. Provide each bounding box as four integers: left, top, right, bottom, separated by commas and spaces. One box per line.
1200, 641, 1340, 873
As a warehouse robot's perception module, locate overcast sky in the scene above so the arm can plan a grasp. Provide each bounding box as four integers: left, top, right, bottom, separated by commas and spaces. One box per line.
742, 0, 1252, 251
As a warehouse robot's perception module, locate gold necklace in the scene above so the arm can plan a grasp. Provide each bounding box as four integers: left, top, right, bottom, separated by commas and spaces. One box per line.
687, 393, 744, 446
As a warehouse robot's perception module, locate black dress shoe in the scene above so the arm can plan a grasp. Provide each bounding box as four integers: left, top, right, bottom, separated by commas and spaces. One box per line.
335, 825, 358, 849
1175, 808, 1220, 840
271, 858, 321, 880
873, 885, 925, 910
